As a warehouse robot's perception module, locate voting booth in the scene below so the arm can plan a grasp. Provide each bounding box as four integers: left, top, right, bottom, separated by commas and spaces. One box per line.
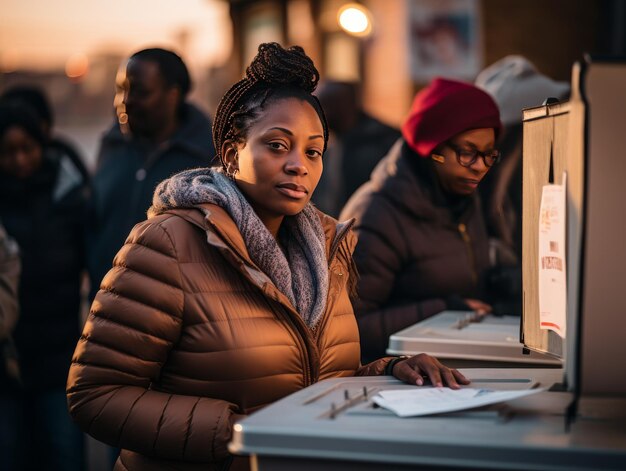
230, 368, 626, 470
229, 58, 626, 470
521, 58, 626, 419
386, 310, 560, 367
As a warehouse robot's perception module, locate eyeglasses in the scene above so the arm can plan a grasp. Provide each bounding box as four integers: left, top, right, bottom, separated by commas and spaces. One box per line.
446, 142, 501, 168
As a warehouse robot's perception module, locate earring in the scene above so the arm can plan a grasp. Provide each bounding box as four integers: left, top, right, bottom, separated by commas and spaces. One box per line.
226, 151, 239, 180
226, 166, 238, 180
431, 154, 445, 164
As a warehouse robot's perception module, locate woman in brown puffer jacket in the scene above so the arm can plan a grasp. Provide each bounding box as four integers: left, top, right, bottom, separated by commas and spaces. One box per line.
67, 43, 468, 471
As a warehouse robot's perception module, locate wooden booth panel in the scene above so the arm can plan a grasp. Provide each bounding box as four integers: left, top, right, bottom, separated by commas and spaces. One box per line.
521, 101, 573, 358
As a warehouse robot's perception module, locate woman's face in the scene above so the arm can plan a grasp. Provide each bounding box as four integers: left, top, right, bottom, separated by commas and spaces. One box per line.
431, 127, 496, 195
0, 125, 44, 179
225, 97, 324, 234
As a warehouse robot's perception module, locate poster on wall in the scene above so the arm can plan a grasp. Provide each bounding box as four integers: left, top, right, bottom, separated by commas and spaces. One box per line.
408, 0, 483, 81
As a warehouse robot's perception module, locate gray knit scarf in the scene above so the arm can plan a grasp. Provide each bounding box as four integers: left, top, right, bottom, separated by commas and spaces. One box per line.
149, 167, 329, 328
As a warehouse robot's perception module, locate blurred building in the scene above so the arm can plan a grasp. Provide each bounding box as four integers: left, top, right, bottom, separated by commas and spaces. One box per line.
224, 0, 626, 127
1, 0, 625, 171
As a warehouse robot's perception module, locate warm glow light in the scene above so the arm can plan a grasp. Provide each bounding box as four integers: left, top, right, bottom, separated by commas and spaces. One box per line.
1, 50, 19, 73
338, 4, 372, 37
65, 53, 89, 80
2, 0, 232, 71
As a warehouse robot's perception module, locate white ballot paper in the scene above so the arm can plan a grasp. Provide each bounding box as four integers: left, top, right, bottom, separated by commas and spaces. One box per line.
372, 387, 544, 418
537, 171, 567, 338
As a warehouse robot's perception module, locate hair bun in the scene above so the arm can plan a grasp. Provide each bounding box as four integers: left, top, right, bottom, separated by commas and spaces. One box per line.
245, 42, 319, 94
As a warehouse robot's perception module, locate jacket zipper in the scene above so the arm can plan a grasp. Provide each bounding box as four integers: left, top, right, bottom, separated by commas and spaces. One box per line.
458, 222, 477, 287
259, 284, 314, 387
311, 219, 355, 343
205, 214, 315, 386
203, 211, 353, 387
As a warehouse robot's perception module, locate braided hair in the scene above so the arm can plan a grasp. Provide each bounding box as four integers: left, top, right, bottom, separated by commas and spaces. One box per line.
212, 42, 328, 167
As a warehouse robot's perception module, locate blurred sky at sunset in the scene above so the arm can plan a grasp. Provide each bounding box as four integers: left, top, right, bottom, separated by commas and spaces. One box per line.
0, 0, 232, 71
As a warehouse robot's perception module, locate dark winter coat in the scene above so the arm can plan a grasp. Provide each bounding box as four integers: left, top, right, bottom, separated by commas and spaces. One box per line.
0, 150, 88, 391
313, 113, 400, 217
87, 103, 215, 299
340, 141, 491, 362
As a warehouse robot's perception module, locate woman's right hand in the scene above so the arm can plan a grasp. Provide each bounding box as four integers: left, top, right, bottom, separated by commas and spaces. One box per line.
392, 353, 470, 389
463, 298, 492, 316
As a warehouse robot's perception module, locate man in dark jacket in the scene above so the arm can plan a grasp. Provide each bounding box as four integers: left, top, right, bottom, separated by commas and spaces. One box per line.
87, 48, 215, 300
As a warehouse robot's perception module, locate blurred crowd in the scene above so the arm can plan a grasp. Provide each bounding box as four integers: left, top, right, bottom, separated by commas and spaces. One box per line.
0, 44, 568, 470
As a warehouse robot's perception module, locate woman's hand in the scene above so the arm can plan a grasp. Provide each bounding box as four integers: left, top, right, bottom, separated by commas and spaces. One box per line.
464, 298, 492, 316
392, 354, 470, 389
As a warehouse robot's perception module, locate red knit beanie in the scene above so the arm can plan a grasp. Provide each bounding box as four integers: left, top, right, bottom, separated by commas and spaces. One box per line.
401, 77, 502, 157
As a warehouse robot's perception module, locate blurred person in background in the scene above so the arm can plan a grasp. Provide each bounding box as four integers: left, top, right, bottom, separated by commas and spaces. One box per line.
475, 56, 570, 315
67, 43, 468, 471
312, 80, 399, 217
0, 102, 88, 470
0, 219, 20, 365
87, 47, 215, 302
1, 85, 90, 181
341, 78, 504, 362
0, 219, 21, 470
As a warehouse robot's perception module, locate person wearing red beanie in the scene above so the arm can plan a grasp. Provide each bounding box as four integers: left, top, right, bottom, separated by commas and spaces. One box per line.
340, 77, 504, 363
401, 77, 502, 158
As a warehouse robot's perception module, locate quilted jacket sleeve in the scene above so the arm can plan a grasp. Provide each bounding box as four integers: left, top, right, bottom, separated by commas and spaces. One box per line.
354, 357, 396, 376
67, 218, 241, 463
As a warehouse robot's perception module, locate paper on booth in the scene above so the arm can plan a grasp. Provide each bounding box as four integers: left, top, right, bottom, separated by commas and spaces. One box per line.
373, 387, 544, 418
537, 172, 567, 338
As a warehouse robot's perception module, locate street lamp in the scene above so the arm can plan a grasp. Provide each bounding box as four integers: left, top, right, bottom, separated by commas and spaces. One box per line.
337, 3, 372, 37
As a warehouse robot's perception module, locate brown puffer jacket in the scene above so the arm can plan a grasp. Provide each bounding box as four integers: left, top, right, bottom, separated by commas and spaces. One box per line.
340, 141, 491, 362
67, 204, 391, 471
